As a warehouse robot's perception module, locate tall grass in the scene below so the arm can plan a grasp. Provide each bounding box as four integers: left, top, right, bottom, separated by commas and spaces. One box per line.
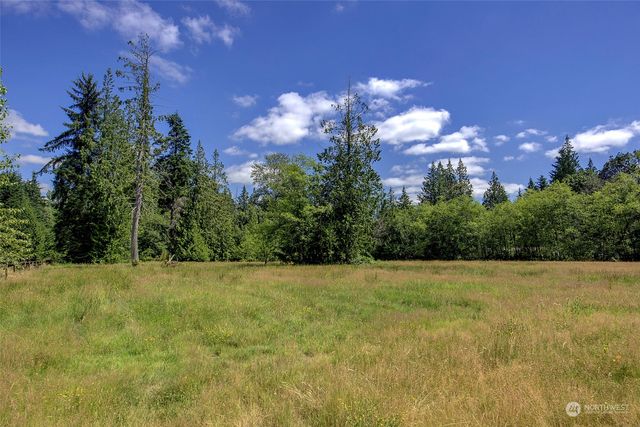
0, 261, 638, 425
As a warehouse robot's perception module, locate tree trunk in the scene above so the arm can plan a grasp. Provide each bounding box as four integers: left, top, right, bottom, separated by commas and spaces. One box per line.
131, 179, 143, 266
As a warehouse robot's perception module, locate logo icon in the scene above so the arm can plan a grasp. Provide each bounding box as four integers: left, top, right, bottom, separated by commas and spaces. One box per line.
566, 401, 581, 417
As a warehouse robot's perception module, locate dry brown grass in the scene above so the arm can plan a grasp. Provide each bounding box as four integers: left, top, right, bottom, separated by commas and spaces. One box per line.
0, 261, 638, 425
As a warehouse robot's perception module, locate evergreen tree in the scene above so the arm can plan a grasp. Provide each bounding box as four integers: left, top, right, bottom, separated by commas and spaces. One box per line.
0, 68, 31, 265
318, 86, 382, 263
399, 186, 412, 209
536, 175, 549, 190
419, 162, 439, 204
482, 171, 509, 209
550, 135, 580, 183
527, 177, 537, 191
454, 158, 473, 198
118, 34, 159, 265
88, 69, 134, 262
155, 113, 193, 258
41, 73, 101, 262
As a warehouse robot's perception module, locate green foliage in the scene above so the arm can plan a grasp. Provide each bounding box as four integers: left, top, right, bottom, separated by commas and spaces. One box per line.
550, 135, 580, 183
419, 158, 472, 204
318, 88, 382, 263
482, 171, 508, 209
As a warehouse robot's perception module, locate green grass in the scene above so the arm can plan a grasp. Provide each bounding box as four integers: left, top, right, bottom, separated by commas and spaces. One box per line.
1, 261, 639, 425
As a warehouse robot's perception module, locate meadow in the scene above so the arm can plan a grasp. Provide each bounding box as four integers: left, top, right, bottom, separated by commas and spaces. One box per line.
0, 261, 638, 426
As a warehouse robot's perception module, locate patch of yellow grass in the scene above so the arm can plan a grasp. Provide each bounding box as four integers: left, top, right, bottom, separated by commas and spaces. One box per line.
0, 261, 639, 425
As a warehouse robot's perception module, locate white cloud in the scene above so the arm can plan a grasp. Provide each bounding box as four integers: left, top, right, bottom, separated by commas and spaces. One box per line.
226, 160, 258, 184
403, 125, 486, 155
377, 107, 450, 146
571, 121, 640, 153
494, 134, 510, 146
17, 154, 51, 166
114, 0, 181, 51
471, 177, 523, 198
434, 156, 489, 176
52, 0, 182, 52
355, 77, 426, 100
215, 0, 251, 16
1, 0, 50, 15
6, 109, 48, 138
518, 142, 541, 153
223, 145, 258, 158
57, 0, 110, 29
183, 16, 239, 47
545, 135, 558, 143
545, 148, 560, 159
516, 128, 546, 139
233, 91, 334, 145
232, 94, 258, 108
150, 55, 192, 84
334, 3, 345, 13
503, 155, 525, 162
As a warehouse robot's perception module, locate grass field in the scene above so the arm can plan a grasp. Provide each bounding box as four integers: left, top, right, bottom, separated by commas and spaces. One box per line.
0, 261, 639, 426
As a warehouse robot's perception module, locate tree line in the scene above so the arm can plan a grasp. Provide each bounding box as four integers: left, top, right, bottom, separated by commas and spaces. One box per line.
1, 35, 639, 265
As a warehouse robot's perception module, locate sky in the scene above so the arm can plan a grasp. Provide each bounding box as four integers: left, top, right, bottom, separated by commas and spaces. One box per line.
2, 0, 640, 199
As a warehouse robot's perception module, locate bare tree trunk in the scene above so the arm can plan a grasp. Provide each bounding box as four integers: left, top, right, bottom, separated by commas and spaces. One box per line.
131, 179, 143, 266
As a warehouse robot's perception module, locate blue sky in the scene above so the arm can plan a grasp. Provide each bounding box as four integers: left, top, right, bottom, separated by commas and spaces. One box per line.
2, 0, 640, 198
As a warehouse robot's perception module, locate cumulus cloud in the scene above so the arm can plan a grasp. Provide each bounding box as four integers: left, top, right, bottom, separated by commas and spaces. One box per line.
17, 154, 51, 166
494, 134, 510, 146
233, 91, 334, 145
545, 135, 558, 143
226, 160, 258, 184
403, 125, 486, 155
376, 107, 449, 146
544, 148, 560, 159
52, 0, 182, 51
150, 55, 192, 84
434, 156, 489, 176
223, 145, 258, 158
518, 142, 541, 153
571, 121, 640, 153
214, 0, 251, 16
471, 177, 523, 198
504, 155, 524, 162
57, 0, 110, 29
6, 109, 48, 138
182, 15, 239, 47
232, 94, 258, 108
355, 77, 426, 100
516, 128, 546, 139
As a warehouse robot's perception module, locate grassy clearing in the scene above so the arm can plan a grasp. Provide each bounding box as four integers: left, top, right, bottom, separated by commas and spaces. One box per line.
0, 261, 639, 425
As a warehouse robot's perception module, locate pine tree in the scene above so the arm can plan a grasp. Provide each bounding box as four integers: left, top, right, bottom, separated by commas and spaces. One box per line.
318, 85, 382, 263
399, 186, 412, 209
155, 113, 193, 258
527, 177, 537, 191
482, 171, 509, 209
454, 158, 473, 198
536, 175, 549, 190
41, 73, 101, 262
550, 135, 580, 183
419, 162, 439, 204
118, 34, 159, 266
443, 160, 457, 199
0, 68, 31, 266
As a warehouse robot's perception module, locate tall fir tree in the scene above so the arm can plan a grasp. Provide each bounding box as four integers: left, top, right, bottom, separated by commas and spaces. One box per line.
318, 85, 382, 263
550, 135, 580, 183
419, 162, 439, 204
41, 73, 101, 262
527, 177, 537, 191
399, 186, 412, 209
155, 113, 193, 258
454, 158, 473, 198
482, 171, 509, 209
